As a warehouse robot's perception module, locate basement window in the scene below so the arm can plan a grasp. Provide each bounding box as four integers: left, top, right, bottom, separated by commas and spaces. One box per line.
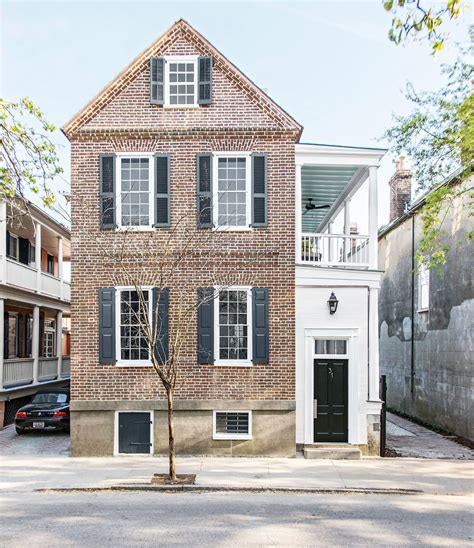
213, 411, 252, 440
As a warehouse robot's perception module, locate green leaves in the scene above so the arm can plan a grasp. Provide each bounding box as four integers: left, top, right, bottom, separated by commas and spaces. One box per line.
382, 0, 465, 54
0, 97, 63, 209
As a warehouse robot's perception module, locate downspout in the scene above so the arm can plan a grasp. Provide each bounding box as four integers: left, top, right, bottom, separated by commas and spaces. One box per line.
410, 215, 415, 394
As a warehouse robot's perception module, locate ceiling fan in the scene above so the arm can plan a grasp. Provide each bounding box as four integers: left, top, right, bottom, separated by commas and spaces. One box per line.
303, 198, 330, 215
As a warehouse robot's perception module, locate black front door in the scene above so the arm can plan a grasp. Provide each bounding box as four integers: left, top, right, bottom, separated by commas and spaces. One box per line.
118, 412, 152, 454
313, 359, 348, 442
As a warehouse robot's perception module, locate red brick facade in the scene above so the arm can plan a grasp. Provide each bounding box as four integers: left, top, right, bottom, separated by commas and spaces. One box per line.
67, 21, 300, 407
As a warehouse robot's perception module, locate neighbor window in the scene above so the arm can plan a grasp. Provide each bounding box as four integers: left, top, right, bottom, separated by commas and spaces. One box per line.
43, 319, 56, 358
6, 233, 18, 260
213, 411, 252, 440
418, 263, 430, 310
214, 154, 251, 229
46, 253, 54, 275
117, 288, 151, 364
216, 288, 251, 364
165, 56, 198, 106
118, 156, 153, 228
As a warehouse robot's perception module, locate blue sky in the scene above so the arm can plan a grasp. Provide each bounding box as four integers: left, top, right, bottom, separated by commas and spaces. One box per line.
1, 0, 470, 228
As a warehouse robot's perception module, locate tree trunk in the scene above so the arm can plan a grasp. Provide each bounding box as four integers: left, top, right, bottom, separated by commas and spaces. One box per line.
166, 387, 176, 481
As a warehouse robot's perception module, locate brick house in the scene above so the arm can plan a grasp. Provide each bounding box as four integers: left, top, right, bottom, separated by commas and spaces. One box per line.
64, 19, 385, 457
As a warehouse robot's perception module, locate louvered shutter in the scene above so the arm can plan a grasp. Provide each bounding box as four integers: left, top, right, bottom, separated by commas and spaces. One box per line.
198, 56, 212, 104
152, 288, 169, 365
197, 154, 213, 227
150, 57, 165, 105
252, 288, 269, 364
251, 154, 267, 227
100, 154, 116, 229
197, 287, 214, 364
154, 154, 170, 227
99, 288, 116, 364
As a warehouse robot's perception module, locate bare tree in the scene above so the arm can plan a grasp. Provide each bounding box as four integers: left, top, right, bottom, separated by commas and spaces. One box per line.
99, 215, 270, 480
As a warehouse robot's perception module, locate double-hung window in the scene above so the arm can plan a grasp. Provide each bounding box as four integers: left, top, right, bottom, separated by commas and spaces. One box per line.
165, 56, 198, 106
6, 233, 19, 260
215, 287, 252, 365
43, 319, 56, 358
117, 155, 154, 229
116, 288, 151, 365
214, 153, 251, 230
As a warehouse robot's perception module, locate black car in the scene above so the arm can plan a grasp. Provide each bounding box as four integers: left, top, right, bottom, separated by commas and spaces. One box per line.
15, 389, 70, 434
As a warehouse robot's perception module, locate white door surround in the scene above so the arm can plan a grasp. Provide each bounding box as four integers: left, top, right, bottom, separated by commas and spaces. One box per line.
304, 328, 359, 445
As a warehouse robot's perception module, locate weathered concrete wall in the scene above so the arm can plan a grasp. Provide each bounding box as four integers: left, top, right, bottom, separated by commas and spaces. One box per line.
378, 178, 474, 439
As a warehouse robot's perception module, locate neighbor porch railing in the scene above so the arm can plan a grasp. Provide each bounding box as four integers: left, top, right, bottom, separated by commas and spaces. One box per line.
300, 233, 370, 267
1, 356, 70, 390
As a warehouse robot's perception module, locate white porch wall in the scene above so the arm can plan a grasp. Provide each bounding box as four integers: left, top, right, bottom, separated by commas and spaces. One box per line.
295, 267, 382, 445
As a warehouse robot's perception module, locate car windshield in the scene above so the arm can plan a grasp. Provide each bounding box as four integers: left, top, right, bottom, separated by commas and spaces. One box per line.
31, 393, 68, 404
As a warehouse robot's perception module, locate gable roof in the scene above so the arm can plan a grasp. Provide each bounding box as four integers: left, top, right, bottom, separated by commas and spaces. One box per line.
62, 19, 303, 138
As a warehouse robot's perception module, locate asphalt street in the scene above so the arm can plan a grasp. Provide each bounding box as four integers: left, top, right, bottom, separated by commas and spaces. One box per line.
1, 491, 473, 546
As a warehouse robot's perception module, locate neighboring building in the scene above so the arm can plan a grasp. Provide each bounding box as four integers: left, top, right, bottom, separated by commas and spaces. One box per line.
378, 161, 473, 440
0, 197, 71, 428
63, 19, 385, 457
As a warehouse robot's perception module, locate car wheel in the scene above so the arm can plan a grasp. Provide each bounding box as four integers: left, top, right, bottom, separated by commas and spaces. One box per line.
15, 427, 26, 435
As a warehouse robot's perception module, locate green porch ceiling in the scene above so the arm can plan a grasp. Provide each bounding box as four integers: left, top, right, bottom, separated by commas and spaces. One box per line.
301, 165, 359, 232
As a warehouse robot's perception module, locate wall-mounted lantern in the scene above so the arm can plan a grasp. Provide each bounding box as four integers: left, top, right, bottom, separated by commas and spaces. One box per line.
327, 291, 339, 315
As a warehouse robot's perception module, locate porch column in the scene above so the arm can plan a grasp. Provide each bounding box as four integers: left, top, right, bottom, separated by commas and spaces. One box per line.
32, 305, 40, 384
328, 222, 334, 263
35, 222, 42, 293
0, 298, 4, 390
56, 310, 63, 379
368, 166, 378, 269
343, 199, 351, 259
0, 201, 6, 284
368, 287, 381, 401
295, 163, 303, 264
57, 236, 63, 299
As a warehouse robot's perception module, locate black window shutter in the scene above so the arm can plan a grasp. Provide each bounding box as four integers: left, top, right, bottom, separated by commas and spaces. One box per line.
5, 231, 10, 257
26, 315, 32, 357
100, 154, 116, 229
154, 154, 171, 227
198, 56, 212, 104
3, 313, 8, 360
150, 57, 165, 105
197, 154, 213, 228
18, 238, 29, 265
17, 315, 23, 358
197, 287, 214, 364
251, 154, 268, 227
152, 288, 169, 365
99, 288, 116, 364
252, 288, 269, 364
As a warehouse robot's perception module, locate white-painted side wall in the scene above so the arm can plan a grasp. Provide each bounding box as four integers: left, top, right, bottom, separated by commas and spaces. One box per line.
295, 266, 382, 445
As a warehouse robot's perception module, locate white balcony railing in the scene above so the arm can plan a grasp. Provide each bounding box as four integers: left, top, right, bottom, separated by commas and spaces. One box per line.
4, 258, 70, 302
2, 356, 70, 390
300, 233, 370, 267
38, 357, 58, 381
3, 358, 34, 388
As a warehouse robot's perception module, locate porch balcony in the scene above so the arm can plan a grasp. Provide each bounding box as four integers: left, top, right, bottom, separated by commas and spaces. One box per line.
2, 356, 70, 390
0, 197, 71, 303
295, 143, 386, 271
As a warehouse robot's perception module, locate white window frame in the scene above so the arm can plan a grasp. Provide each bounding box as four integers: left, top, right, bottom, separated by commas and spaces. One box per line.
212, 410, 252, 440
115, 153, 155, 230
163, 55, 199, 108
115, 286, 153, 367
114, 410, 154, 456
7, 233, 19, 260
43, 319, 56, 358
212, 152, 252, 232
214, 286, 253, 367
418, 263, 430, 311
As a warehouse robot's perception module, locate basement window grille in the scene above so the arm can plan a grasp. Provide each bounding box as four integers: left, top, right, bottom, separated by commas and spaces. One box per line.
213, 411, 252, 440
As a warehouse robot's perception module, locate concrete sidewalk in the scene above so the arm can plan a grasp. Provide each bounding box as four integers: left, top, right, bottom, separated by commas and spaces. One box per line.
2, 454, 473, 496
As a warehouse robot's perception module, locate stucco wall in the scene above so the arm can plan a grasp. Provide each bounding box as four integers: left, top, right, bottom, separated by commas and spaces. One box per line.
378, 177, 474, 439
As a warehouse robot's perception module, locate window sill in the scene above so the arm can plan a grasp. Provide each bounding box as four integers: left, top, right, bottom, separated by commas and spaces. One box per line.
214, 362, 253, 368
212, 227, 254, 233
115, 361, 153, 368
163, 105, 200, 110
417, 308, 429, 314
213, 434, 252, 441
115, 227, 156, 232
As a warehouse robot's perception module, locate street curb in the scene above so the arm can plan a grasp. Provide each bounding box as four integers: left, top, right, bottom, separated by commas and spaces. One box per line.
36, 485, 424, 495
